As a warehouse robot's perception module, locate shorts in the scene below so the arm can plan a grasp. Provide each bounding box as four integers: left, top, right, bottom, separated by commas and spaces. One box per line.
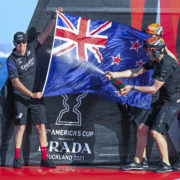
134, 108, 153, 126
150, 103, 179, 135
133, 101, 158, 126
13, 95, 47, 125
134, 102, 179, 135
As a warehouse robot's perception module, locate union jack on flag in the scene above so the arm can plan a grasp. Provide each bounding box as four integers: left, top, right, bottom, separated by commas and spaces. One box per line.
52, 13, 112, 63
43, 13, 153, 109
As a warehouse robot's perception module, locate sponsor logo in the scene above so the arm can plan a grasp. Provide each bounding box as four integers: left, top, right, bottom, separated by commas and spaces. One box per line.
177, 99, 180, 103
20, 58, 35, 71
47, 154, 85, 161
16, 112, 23, 119
56, 93, 88, 126
50, 129, 94, 137
39, 141, 92, 154
16, 58, 23, 65
46, 93, 94, 162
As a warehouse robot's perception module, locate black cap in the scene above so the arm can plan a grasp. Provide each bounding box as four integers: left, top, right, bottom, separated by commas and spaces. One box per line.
13, 32, 27, 43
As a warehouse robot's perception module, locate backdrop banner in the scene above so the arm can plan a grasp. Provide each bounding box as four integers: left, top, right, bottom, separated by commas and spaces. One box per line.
0, 0, 179, 166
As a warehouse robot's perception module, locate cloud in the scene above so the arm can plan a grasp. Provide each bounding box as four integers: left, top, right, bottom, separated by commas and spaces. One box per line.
0, 51, 10, 58
0, 43, 13, 57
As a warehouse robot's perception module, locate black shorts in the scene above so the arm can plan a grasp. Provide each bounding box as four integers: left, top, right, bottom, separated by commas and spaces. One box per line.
134, 108, 153, 126
13, 95, 47, 125
148, 103, 179, 135
133, 101, 158, 126
134, 102, 179, 135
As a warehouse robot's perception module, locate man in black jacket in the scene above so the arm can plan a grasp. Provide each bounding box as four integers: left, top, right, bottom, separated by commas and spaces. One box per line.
106, 37, 180, 172
6, 8, 62, 168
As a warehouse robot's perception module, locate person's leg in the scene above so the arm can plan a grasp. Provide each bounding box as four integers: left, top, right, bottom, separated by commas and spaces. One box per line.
31, 103, 56, 168
150, 103, 179, 172
30, 103, 48, 159
14, 125, 26, 158
134, 123, 149, 163
35, 123, 56, 168
150, 129, 173, 172
133, 107, 154, 167
142, 148, 147, 159
13, 96, 28, 164
13, 125, 26, 168
35, 123, 47, 160
35, 123, 47, 148
121, 123, 149, 170
151, 130, 170, 165
141, 148, 149, 168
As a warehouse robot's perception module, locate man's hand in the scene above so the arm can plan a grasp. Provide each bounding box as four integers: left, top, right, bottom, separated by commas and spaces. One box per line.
120, 85, 133, 96
105, 71, 116, 80
31, 92, 43, 99
56, 7, 63, 13
52, 7, 63, 18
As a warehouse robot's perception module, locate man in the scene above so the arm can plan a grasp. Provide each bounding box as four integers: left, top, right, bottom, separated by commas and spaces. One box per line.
6, 8, 62, 168
133, 23, 163, 169
128, 23, 178, 170
147, 24, 180, 172
119, 23, 163, 169
105, 36, 180, 172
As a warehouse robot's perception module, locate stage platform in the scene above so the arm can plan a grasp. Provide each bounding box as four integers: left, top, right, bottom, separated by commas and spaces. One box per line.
0, 165, 179, 180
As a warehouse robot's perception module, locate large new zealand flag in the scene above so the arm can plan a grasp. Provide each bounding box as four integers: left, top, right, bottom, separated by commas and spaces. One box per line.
43, 13, 152, 109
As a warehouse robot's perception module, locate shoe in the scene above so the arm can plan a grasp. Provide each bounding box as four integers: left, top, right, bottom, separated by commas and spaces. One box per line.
121, 161, 143, 170
13, 158, 22, 168
173, 160, 180, 171
154, 162, 172, 173
142, 158, 149, 168
40, 158, 56, 168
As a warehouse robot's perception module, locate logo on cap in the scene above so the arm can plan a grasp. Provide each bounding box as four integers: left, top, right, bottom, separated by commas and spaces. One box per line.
14, 32, 27, 43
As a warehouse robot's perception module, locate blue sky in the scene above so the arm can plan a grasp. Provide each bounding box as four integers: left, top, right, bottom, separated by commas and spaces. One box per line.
0, 0, 38, 56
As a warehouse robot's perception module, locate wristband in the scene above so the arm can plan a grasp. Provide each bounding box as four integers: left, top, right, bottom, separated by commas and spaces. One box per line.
132, 85, 135, 90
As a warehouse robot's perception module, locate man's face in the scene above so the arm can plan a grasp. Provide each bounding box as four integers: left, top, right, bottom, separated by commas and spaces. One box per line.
14, 41, 27, 55
146, 50, 157, 61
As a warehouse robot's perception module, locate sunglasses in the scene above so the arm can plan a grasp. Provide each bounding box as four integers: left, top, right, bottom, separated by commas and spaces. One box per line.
16, 40, 27, 44
144, 47, 156, 51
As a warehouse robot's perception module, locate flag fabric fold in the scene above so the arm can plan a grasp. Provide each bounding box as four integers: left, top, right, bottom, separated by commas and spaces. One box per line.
43, 13, 153, 109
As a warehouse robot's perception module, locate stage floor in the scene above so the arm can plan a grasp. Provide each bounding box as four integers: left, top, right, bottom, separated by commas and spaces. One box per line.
0, 166, 179, 180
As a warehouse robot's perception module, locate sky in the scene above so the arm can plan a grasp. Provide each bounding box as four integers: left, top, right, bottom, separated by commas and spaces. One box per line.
0, 0, 38, 56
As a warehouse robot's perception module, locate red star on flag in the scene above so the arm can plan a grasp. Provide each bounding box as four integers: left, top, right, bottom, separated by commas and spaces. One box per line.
136, 59, 143, 66
130, 40, 141, 51
112, 54, 123, 65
